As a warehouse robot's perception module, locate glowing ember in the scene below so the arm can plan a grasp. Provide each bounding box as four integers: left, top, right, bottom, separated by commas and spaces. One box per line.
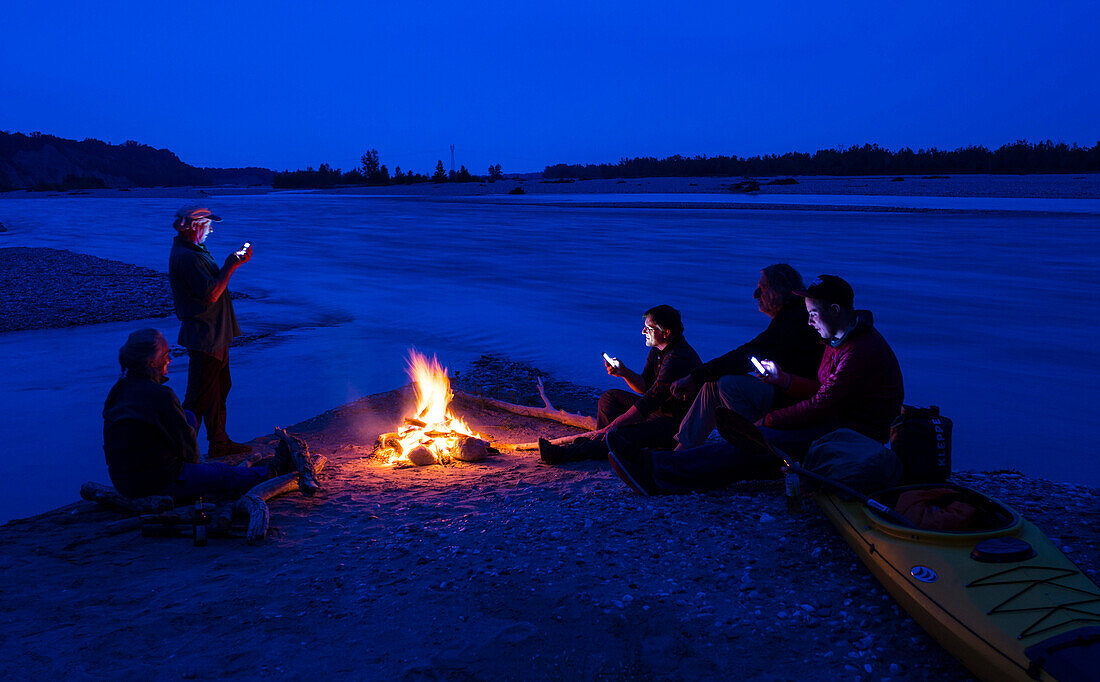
374, 351, 485, 465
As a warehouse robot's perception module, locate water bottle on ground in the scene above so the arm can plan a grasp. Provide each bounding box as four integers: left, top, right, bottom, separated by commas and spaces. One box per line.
193, 496, 209, 547
785, 470, 803, 514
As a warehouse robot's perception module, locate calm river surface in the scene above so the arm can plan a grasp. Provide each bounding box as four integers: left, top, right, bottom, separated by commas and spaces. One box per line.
1, 191, 1098, 522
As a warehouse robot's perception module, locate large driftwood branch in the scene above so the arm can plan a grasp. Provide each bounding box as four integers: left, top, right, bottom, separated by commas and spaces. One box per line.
275, 427, 321, 496
104, 503, 213, 535
235, 456, 327, 544
80, 482, 175, 514
453, 389, 596, 431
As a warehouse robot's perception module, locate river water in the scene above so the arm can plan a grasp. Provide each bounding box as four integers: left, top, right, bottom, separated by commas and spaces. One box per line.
1, 190, 1098, 522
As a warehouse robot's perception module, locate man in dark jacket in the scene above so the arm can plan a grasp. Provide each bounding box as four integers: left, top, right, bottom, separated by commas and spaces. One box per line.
538, 304, 702, 464
670, 264, 822, 449
169, 205, 252, 459
103, 329, 290, 501
607, 275, 904, 495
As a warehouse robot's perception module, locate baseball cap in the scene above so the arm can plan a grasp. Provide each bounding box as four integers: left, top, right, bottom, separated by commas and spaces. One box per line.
793, 275, 854, 308
175, 205, 222, 224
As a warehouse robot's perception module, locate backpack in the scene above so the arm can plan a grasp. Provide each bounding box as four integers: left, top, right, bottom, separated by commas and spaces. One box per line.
803, 429, 902, 495
889, 405, 952, 484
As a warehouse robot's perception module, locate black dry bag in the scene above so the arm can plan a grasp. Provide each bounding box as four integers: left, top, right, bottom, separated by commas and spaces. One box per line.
889, 405, 952, 484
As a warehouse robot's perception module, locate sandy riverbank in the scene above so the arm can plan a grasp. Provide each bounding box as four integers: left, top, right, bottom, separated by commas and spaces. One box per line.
0, 247, 174, 333
2, 172, 1097, 202
1, 356, 1096, 681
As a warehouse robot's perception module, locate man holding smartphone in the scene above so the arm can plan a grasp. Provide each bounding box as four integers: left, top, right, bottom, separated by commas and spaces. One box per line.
669, 264, 822, 449
538, 305, 701, 464
168, 205, 253, 459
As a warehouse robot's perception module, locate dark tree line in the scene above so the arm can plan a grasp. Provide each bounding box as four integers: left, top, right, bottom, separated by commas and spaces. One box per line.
0, 131, 272, 191
273, 150, 506, 189
542, 141, 1100, 180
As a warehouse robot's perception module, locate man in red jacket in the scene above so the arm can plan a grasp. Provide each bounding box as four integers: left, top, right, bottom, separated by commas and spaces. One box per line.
607, 275, 904, 496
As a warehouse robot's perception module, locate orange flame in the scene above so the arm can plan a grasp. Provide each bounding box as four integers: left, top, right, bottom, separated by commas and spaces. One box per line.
381, 351, 481, 465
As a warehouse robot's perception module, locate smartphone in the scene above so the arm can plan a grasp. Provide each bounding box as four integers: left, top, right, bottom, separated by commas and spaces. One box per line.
235, 242, 251, 257
602, 352, 621, 368
750, 356, 768, 376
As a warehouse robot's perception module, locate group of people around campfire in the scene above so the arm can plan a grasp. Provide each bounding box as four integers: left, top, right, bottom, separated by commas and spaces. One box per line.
102, 204, 904, 504
538, 265, 904, 497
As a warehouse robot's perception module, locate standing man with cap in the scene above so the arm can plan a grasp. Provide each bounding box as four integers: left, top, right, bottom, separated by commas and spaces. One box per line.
169, 205, 253, 458
607, 275, 904, 496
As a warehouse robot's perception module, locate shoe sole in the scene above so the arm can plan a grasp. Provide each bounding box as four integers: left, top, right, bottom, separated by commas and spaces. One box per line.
607, 448, 652, 497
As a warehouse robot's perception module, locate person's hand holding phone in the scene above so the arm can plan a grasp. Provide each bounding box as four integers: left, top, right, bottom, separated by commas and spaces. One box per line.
234, 242, 253, 264
757, 359, 791, 389
603, 352, 624, 376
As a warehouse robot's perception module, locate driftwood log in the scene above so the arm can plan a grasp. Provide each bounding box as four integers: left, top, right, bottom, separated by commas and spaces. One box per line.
275, 427, 321, 496
499, 429, 604, 452
80, 482, 174, 514
104, 503, 214, 535
235, 455, 327, 544
454, 379, 595, 431
452, 378, 600, 452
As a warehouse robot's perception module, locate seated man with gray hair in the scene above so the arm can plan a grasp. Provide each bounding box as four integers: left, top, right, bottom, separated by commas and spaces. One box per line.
670, 263, 823, 449
102, 328, 291, 501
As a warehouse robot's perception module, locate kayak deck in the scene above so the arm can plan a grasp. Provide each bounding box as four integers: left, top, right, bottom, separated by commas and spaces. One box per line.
816, 483, 1100, 681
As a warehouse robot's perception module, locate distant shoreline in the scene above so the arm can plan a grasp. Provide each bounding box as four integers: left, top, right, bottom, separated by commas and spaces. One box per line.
2, 172, 1097, 202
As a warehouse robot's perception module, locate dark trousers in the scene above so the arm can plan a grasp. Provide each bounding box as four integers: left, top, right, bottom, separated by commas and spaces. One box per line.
162, 461, 270, 502
651, 423, 838, 494
567, 389, 680, 460
597, 389, 638, 429
183, 347, 232, 445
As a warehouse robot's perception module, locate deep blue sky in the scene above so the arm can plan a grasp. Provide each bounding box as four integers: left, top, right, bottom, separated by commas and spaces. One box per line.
3, 1, 1098, 174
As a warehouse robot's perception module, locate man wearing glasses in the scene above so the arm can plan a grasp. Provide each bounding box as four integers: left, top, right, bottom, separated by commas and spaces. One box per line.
538, 304, 701, 464
168, 205, 253, 459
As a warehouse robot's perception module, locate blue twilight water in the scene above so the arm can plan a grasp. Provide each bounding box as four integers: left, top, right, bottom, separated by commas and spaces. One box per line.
0, 192, 1098, 523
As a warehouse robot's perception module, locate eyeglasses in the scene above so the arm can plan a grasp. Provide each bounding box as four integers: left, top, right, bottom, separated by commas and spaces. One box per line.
643, 324, 660, 334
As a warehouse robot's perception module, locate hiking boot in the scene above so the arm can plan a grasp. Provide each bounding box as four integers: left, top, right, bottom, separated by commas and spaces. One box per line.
208, 440, 253, 459
714, 407, 773, 457
538, 436, 602, 465
537, 438, 558, 464
606, 430, 658, 496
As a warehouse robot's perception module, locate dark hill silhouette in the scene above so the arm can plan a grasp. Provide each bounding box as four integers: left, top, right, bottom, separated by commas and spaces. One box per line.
0, 131, 273, 191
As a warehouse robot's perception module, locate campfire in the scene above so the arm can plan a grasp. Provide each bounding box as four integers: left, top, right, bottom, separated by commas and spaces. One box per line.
373, 351, 491, 466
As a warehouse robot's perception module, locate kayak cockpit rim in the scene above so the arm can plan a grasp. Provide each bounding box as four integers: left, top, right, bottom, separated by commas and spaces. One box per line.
856, 483, 1025, 542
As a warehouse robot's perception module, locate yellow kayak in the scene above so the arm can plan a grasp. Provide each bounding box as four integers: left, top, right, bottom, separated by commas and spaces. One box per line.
816, 483, 1100, 681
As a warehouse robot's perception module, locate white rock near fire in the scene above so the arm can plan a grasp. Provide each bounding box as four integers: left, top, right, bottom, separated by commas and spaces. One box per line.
407, 445, 439, 467
455, 437, 491, 462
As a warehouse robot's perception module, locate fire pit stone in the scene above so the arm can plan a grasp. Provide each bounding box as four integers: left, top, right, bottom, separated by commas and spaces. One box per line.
455, 437, 490, 462
407, 445, 439, 467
